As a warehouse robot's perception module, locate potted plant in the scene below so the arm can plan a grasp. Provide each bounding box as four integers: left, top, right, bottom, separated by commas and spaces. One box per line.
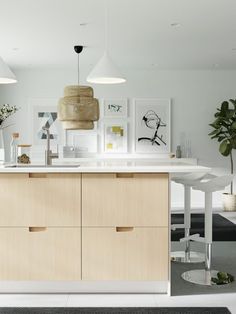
0, 104, 19, 162
209, 99, 236, 211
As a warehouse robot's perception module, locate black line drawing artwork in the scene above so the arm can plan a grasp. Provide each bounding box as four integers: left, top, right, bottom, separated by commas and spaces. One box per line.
37, 112, 58, 140
138, 110, 166, 146
108, 104, 122, 112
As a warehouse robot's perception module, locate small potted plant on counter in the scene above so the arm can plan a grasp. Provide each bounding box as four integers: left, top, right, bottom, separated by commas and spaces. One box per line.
209, 99, 236, 211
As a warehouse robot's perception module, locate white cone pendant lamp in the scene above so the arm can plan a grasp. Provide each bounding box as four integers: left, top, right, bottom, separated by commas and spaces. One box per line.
0, 56, 17, 84
87, 52, 126, 84
87, 1, 126, 84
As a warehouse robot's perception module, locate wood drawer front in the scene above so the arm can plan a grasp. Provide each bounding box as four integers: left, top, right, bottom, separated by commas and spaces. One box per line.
82, 173, 168, 227
0, 227, 81, 280
0, 173, 81, 226
82, 227, 168, 281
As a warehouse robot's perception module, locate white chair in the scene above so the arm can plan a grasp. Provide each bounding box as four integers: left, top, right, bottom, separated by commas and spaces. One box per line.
171, 172, 207, 263
181, 174, 234, 285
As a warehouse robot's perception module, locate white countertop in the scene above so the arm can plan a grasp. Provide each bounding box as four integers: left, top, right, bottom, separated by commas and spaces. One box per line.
0, 160, 211, 174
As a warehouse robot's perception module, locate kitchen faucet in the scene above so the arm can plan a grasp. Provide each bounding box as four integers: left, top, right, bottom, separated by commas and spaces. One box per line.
42, 126, 59, 166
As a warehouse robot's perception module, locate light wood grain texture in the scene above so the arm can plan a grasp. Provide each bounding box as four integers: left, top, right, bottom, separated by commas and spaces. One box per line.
0, 227, 81, 280
82, 173, 168, 227
0, 173, 81, 226
82, 227, 168, 281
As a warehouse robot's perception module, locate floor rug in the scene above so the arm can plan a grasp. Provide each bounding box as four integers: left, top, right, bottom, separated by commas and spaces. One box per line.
0, 307, 231, 314
171, 213, 236, 241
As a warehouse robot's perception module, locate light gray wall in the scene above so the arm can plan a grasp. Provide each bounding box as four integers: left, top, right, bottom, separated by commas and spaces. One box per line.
0, 68, 236, 208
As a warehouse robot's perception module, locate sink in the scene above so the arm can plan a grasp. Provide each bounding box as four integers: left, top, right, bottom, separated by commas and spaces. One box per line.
5, 164, 80, 168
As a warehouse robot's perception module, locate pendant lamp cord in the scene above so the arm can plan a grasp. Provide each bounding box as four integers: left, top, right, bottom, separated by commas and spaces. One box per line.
78, 52, 80, 85
105, 0, 108, 52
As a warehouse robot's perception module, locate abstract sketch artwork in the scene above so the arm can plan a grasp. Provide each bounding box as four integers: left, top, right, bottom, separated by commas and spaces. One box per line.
135, 99, 171, 153
104, 121, 128, 153
103, 99, 128, 118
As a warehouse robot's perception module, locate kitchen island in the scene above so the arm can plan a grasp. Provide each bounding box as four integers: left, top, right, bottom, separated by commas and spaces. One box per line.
0, 160, 210, 294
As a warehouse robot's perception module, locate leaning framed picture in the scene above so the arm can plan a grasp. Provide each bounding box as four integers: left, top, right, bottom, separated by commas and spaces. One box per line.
134, 98, 171, 153
103, 98, 128, 118
103, 121, 128, 153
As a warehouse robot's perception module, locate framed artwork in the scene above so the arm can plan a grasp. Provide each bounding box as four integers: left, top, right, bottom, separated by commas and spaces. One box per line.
103, 121, 128, 153
134, 98, 171, 153
103, 98, 128, 118
28, 98, 63, 145
65, 130, 98, 153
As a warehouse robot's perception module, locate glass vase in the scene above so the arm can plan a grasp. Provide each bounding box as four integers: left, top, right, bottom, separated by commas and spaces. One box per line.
0, 128, 5, 162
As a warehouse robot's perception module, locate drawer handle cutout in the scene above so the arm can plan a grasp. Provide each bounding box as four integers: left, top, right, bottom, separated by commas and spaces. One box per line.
29, 173, 47, 178
29, 227, 47, 232
116, 227, 134, 232
116, 173, 134, 178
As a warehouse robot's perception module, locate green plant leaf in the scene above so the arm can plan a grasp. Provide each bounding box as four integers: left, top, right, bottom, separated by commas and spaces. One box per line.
229, 99, 236, 106
210, 118, 222, 129
231, 136, 236, 149
221, 101, 229, 113
218, 136, 225, 142
231, 121, 236, 130
208, 129, 219, 136
219, 140, 232, 156
209, 123, 218, 129
226, 109, 235, 119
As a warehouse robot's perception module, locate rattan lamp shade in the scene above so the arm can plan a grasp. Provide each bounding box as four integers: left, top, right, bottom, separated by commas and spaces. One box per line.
58, 85, 99, 130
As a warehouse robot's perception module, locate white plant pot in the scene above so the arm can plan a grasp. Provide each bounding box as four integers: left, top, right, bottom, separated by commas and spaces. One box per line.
223, 193, 236, 212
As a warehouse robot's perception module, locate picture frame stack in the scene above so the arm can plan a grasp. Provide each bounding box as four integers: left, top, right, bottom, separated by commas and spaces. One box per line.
102, 98, 128, 154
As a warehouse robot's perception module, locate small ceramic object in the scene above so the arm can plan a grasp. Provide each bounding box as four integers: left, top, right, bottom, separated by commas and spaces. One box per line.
176, 145, 182, 158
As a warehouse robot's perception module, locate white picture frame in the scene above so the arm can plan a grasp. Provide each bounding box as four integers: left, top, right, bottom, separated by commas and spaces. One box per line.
103, 98, 128, 118
103, 121, 128, 153
134, 98, 171, 153
65, 130, 98, 153
28, 98, 63, 146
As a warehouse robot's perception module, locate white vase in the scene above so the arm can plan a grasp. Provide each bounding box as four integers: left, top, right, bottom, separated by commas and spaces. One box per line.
0, 128, 5, 162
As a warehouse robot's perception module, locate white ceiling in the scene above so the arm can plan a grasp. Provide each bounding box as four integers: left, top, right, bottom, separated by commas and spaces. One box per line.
0, 0, 236, 70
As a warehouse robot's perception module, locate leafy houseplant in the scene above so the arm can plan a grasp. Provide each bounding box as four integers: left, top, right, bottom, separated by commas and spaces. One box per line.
0, 104, 19, 162
209, 99, 236, 210
0, 104, 18, 128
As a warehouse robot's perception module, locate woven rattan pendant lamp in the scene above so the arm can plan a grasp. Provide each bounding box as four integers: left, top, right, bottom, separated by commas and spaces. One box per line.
58, 46, 99, 130
87, 0, 126, 84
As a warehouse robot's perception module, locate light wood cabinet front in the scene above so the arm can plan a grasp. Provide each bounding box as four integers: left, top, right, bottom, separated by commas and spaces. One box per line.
0, 173, 81, 226
0, 227, 81, 280
82, 173, 168, 227
82, 227, 168, 281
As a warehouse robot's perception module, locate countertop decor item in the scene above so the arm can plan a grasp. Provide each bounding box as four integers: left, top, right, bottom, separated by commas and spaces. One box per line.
17, 144, 31, 164
209, 99, 236, 211
0, 104, 19, 162
86, 0, 126, 84
58, 46, 99, 130
0, 56, 17, 84
176, 145, 182, 158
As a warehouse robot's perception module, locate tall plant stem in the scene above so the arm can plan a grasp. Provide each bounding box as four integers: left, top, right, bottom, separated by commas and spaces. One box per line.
230, 151, 234, 194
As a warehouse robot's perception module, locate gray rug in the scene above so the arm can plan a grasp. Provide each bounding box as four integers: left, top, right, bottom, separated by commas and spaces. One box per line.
171, 242, 236, 296
0, 308, 231, 314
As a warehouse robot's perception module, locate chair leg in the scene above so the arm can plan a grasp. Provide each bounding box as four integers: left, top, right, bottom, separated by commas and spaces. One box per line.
181, 191, 219, 286
205, 192, 213, 271
205, 243, 212, 272
184, 186, 191, 260
171, 185, 204, 263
